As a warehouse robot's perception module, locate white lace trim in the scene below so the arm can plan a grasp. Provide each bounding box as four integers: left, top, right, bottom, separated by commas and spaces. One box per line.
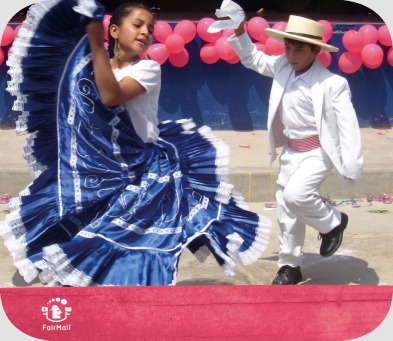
112, 219, 183, 235
6, 0, 63, 134
109, 116, 136, 181
187, 196, 209, 221
0, 209, 40, 283
229, 214, 271, 266
73, 0, 98, 18
42, 244, 95, 286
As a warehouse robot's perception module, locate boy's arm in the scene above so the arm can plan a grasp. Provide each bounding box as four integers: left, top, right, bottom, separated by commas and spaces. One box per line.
330, 77, 363, 179
228, 20, 280, 78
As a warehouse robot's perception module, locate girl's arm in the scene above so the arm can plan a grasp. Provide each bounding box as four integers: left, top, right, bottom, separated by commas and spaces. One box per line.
86, 20, 145, 106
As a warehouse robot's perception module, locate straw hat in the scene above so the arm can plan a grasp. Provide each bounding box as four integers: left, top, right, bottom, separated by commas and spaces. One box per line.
265, 15, 338, 52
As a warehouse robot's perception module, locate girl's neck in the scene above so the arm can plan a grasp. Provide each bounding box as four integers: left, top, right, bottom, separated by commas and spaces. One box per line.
111, 55, 140, 69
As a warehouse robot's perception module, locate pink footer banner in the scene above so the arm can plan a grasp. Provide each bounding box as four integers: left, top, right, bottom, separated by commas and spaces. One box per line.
0, 285, 392, 340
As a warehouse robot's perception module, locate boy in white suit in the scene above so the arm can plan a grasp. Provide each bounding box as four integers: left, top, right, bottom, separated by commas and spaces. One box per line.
229, 15, 363, 284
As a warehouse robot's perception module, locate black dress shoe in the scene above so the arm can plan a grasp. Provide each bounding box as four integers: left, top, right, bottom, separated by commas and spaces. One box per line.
319, 212, 348, 257
272, 265, 302, 285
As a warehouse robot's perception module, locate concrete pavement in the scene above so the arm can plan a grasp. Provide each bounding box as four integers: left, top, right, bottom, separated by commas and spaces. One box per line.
0, 126, 392, 286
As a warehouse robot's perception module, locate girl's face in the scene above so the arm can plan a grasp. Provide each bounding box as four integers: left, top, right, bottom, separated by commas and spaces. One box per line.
110, 8, 154, 60
284, 40, 320, 76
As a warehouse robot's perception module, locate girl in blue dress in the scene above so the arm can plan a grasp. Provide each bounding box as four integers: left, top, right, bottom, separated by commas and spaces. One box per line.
1, 0, 271, 286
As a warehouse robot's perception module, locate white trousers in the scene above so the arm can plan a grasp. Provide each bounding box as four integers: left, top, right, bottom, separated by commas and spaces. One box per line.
276, 146, 341, 268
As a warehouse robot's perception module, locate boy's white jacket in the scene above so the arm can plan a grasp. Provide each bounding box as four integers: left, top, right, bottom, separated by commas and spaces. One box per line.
228, 33, 363, 185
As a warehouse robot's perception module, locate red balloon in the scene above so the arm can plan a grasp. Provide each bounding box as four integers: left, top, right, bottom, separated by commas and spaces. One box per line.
226, 54, 240, 64
316, 50, 331, 68
200, 43, 219, 64
197, 17, 221, 43
358, 24, 378, 45
342, 30, 364, 53
0, 48, 4, 65
338, 52, 362, 74
255, 42, 267, 53
248, 17, 270, 43
1, 25, 14, 46
154, 21, 173, 44
146, 43, 169, 65
265, 37, 285, 55
165, 33, 185, 54
103, 14, 111, 41
174, 20, 196, 43
377, 25, 392, 47
169, 48, 189, 67
361, 43, 383, 67
387, 47, 393, 67
318, 20, 333, 42
215, 36, 236, 61
272, 21, 287, 32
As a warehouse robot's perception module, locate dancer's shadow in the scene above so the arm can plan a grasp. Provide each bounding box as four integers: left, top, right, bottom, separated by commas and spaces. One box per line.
11, 271, 42, 287
300, 253, 380, 285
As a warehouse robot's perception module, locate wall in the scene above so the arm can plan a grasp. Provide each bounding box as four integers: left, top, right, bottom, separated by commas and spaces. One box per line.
1, 23, 392, 131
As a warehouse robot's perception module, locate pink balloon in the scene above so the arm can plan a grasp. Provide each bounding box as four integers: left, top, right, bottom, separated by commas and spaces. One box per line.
174, 20, 196, 43
103, 14, 111, 41
377, 25, 392, 46
165, 33, 185, 54
215, 36, 236, 61
358, 24, 378, 45
363, 59, 383, 69
318, 20, 333, 42
247, 17, 270, 43
154, 21, 173, 44
226, 54, 240, 64
342, 30, 364, 53
387, 47, 393, 67
265, 37, 285, 55
222, 29, 235, 37
169, 48, 189, 67
316, 50, 331, 68
1, 25, 14, 46
272, 21, 287, 32
0, 48, 4, 65
361, 43, 383, 67
197, 17, 222, 43
147, 43, 169, 65
200, 43, 219, 64
255, 42, 267, 53
338, 52, 362, 74
139, 52, 149, 60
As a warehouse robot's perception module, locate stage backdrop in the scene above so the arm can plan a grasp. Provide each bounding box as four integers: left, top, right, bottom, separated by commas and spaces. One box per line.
1, 22, 392, 131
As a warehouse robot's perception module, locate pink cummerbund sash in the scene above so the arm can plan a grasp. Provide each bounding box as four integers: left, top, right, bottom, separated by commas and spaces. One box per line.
287, 135, 321, 152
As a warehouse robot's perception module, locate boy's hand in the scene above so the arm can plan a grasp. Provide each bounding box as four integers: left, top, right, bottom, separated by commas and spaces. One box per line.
234, 17, 246, 36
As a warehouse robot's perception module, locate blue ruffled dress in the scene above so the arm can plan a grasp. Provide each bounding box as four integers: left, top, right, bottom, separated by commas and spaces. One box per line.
0, 0, 271, 286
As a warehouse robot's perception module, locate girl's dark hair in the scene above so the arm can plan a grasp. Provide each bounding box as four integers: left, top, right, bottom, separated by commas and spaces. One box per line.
107, 2, 152, 59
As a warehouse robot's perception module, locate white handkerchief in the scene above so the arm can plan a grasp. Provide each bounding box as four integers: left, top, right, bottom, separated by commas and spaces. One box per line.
207, 0, 245, 33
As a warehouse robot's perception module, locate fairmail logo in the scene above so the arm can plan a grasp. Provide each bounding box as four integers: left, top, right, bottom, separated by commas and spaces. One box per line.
41, 297, 72, 331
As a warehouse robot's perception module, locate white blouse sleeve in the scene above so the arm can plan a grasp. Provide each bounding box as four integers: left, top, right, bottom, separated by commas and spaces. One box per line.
121, 59, 161, 93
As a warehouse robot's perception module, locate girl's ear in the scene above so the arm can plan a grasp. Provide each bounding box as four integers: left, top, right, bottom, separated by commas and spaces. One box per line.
109, 24, 119, 39
314, 46, 321, 56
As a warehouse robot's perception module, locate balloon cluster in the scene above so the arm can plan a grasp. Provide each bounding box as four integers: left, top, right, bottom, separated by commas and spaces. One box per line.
0, 24, 22, 65
339, 24, 392, 73
1, 18, 393, 72
147, 20, 196, 67
197, 17, 288, 64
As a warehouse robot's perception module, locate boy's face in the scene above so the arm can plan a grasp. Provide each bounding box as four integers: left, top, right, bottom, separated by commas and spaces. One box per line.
284, 39, 321, 76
